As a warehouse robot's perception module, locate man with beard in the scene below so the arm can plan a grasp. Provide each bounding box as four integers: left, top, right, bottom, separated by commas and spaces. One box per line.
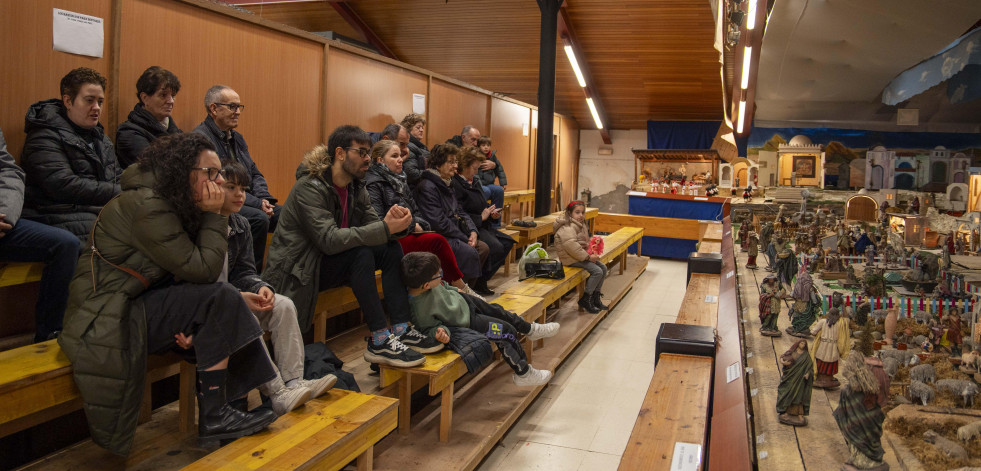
786, 269, 820, 338
263, 125, 438, 368
810, 305, 850, 389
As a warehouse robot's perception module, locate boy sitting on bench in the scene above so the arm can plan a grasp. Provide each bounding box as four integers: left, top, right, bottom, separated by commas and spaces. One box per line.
401, 252, 558, 386
220, 162, 337, 414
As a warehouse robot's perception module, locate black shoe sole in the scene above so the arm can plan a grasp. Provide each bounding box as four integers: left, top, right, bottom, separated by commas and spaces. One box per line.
406, 343, 445, 354
364, 350, 426, 368
198, 415, 277, 447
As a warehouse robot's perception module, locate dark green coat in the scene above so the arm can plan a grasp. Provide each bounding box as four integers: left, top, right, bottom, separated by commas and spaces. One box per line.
58, 165, 228, 455
263, 162, 393, 331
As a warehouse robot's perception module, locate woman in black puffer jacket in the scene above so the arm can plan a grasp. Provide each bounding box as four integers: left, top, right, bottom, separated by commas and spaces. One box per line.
365, 140, 470, 292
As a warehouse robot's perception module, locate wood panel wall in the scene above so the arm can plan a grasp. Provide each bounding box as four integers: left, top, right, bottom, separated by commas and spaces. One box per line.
0, 0, 112, 160
325, 48, 428, 139
490, 98, 532, 190
428, 79, 490, 147
118, 0, 323, 201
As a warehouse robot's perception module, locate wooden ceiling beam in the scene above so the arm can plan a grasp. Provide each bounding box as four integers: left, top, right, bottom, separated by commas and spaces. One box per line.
328, 1, 398, 60
558, 4, 612, 144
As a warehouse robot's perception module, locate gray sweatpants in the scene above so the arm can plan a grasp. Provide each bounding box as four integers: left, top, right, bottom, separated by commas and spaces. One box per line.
570, 260, 608, 294
255, 294, 306, 394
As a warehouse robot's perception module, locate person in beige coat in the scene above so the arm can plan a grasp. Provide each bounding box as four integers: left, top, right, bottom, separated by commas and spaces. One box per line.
809, 305, 850, 389
553, 200, 608, 313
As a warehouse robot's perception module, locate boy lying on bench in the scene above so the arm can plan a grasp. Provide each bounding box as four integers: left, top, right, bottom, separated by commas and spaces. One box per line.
401, 252, 558, 386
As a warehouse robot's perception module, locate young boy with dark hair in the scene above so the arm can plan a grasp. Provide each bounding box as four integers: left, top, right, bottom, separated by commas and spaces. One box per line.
401, 251, 558, 386
220, 162, 337, 414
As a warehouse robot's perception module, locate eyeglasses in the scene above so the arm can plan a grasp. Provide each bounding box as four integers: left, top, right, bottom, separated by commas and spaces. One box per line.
214, 103, 245, 112
344, 147, 370, 157
192, 167, 225, 181
429, 270, 443, 282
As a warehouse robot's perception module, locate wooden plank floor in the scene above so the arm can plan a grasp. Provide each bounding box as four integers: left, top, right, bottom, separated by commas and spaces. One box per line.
735, 248, 901, 470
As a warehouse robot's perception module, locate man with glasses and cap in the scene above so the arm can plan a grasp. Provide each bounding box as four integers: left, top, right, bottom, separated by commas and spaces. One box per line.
194, 85, 279, 269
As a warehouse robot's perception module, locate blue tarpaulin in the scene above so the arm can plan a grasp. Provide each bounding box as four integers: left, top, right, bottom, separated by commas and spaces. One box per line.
647, 121, 721, 150
627, 194, 725, 259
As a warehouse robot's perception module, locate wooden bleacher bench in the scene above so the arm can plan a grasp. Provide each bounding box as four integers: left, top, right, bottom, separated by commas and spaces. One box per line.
0, 340, 196, 438
597, 227, 644, 274
504, 266, 585, 308
312, 271, 384, 343
676, 273, 721, 328
699, 221, 724, 243
619, 353, 712, 471
498, 228, 519, 275
182, 389, 397, 471
0, 261, 43, 288
376, 293, 544, 443
699, 240, 722, 253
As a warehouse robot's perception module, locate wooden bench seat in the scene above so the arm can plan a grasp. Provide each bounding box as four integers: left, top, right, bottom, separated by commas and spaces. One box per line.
0, 340, 195, 438
312, 271, 384, 343
698, 240, 721, 253
504, 266, 585, 307
597, 226, 644, 273
699, 221, 724, 243
676, 273, 721, 328
0, 261, 43, 288
182, 389, 397, 471
376, 293, 544, 443
619, 353, 713, 471
498, 228, 519, 275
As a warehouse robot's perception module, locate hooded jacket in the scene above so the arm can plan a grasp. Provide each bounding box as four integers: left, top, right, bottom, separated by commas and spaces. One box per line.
552, 213, 590, 265
227, 212, 272, 294
477, 150, 507, 187
21, 99, 121, 242
262, 150, 392, 330
365, 162, 430, 234
115, 104, 182, 168
59, 164, 228, 455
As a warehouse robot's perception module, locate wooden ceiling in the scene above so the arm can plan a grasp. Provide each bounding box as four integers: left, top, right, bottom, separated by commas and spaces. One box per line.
231, 0, 723, 131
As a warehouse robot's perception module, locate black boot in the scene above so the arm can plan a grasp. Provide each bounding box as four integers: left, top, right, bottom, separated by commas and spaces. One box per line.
578, 294, 600, 314
591, 292, 610, 311
197, 369, 277, 447
472, 278, 495, 296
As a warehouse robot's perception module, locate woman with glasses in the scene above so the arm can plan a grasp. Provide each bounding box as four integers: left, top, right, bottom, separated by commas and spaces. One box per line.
365, 140, 482, 296
116, 66, 183, 168
59, 133, 280, 455
413, 143, 491, 295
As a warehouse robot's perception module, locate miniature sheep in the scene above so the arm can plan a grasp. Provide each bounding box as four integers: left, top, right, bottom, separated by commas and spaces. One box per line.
957, 421, 981, 442
878, 349, 918, 366
924, 430, 969, 459
936, 379, 981, 407
914, 310, 933, 324
870, 309, 889, 324
961, 351, 981, 372
882, 357, 899, 378
910, 364, 936, 384
910, 380, 935, 406
913, 335, 927, 346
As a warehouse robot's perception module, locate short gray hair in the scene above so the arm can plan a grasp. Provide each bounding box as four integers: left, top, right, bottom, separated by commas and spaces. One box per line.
204, 85, 232, 111
461, 125, 477, 136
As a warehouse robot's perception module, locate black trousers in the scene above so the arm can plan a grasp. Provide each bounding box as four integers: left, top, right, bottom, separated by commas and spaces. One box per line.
239, 204, 281, 271
478, 227, 515, 281
464, 292, 532, 375
141, 282, 277, 401
318, 241, 410, 333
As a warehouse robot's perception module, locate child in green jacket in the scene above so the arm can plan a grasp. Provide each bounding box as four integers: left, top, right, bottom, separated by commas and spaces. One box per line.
401, 252, 558, 386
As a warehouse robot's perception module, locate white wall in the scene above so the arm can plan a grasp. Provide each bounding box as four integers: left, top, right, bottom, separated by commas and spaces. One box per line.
577, 129, 648, 213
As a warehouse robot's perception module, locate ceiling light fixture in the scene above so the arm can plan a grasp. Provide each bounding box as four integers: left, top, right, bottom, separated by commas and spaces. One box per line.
740, 46, 752, 89
586, 98, 603, 129
746, 0, 757, 30
564, 45, 587, 88
736, 100, 747, 134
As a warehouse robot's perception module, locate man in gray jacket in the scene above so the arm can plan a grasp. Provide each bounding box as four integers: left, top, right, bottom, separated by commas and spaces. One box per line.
0, 127, 80, 342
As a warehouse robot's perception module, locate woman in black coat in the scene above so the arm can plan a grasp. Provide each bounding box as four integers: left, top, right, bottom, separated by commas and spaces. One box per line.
452, 146, 515, 291
413, 144, 492, 295
116, 66, 183, 168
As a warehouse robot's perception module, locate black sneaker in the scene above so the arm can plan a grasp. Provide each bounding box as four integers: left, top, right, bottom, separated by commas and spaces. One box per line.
399, 327, 444, 354
364, 334, 426, 368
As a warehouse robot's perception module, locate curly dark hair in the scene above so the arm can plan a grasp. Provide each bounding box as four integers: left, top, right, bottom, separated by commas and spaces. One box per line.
60, 67, 107, 101
136, 66, 181, 102
428, 143, 460, 169
137, 133, 217, 237
400, 113, 426, 131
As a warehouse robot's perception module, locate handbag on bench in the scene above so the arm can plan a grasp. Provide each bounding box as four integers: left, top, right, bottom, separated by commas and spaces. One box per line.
523, 258, 565, 281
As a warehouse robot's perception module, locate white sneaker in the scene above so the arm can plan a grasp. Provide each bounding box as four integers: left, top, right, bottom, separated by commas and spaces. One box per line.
462, 284, 486, 301
269, 385, 313, 416
526, 322, 560, 341
296, 374, 337, 399
512, 366, 553, 387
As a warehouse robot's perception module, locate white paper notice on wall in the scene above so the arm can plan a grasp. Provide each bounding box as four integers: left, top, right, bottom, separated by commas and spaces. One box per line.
726, 361, 741, 383
671, 442, 702, 471
522, 122, 529, 136
52, 9, 104, 58
412, 94, 425, 114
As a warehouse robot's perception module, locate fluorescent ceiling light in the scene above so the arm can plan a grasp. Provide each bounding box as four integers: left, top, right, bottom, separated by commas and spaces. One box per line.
740, 46, 752, 89
737, 100, 747, 134
746, 0, 757, 30
564, 45, 587, 88
586, 98, 603, 129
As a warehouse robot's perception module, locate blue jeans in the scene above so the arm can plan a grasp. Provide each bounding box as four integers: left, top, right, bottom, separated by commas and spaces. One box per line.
481, 184, 504, 227
0, 219, 80, 341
